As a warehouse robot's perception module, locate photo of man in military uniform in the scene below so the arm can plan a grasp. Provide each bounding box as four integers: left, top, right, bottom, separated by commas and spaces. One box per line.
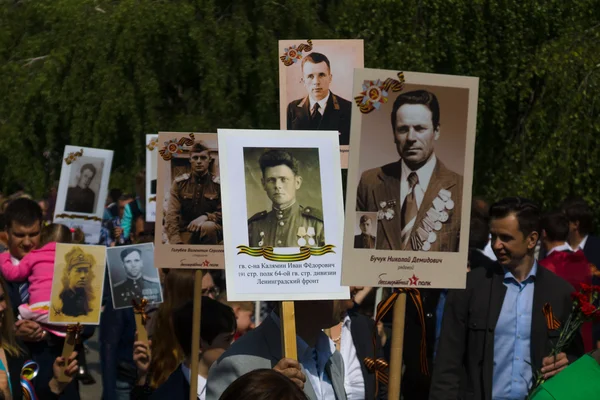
110, 246, 162, 309
165, 142, 222, 245
56, 246, 97, 317
354, 213, 377, 249
248, 149, 325, 248
65, 162, 98, 214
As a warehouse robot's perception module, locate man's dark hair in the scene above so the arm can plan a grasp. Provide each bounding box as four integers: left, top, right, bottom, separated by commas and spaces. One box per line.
469, 213, 489, 250
258, 150, 299, 176
120, 247, 142, 262
301, 52, 330, 73
109, 188, 122, 204
541, 211, 570, 242
80, 163, 97, 177
359, 215, 371, 224
173, 297, 236, 358
4, 198, 43, 231
220, 369, 309, 400
191, 142, 209, 154
489, 197, 541, 237
561, 197, 594, 236
391, 90, 440, 131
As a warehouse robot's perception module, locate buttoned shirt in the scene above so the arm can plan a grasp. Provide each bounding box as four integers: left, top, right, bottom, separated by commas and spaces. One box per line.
400, 155, 437, 210
492, 262, 538, 400
547, 242, 572, 256
309, 91, 330, 116
272, 312, 335, 399
340, 314, 365, 400
181, 363, 206, 400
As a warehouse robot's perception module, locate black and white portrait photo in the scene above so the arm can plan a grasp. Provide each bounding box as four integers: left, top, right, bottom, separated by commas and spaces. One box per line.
64, 157, 103, 214
106, 243, 163, 309
244, 148, 325, 248
354, 212, 377, 249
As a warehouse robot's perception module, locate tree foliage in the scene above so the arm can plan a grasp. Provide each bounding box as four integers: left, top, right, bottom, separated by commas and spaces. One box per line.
1, 0, 599, 219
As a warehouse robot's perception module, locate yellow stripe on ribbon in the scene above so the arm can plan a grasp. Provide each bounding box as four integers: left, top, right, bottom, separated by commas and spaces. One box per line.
55, 214, 102, 222
236, 245, 335, 262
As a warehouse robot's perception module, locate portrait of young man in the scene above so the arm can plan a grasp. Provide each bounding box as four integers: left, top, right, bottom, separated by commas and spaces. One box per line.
56, 246, 96, 318
165, 142, 222, 245
354, 213, 377, 249
109, 246, 162, 309
286, 52, 352, 146
247, 149, 325, 248
356, 90, 463, 252
65, 162, 99, 214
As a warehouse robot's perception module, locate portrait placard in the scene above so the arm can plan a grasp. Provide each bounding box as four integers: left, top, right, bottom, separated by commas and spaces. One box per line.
218, 129, 348, 301
145, 134, 159, 222
54, 146, 114, 244
106, 243, 163, 310
154, 132, 224, 269
49, 243, 107, 324
279, 39, 364, 168
342, 69, 479, 289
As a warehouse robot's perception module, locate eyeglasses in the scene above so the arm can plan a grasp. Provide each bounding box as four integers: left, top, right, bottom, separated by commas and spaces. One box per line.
202, 286, 220, 297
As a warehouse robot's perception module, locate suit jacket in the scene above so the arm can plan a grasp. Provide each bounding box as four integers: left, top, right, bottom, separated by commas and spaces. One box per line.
206, 316, 346, 400
354, 233, 376, 249
356, 159, 463, 252
150, 366, 194, 400
580, 235, 600, 343
429, 264, 584, 400
286, 92, 352, 146
347, 311, 387, 400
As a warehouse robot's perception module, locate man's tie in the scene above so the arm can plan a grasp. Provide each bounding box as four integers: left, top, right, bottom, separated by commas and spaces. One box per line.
401, 172, 419, 230
310, 103, 322, 129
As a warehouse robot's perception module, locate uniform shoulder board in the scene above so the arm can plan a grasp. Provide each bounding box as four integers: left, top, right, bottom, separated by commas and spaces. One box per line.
143, 276, 161, 284
302, 206, 323, 221
114, 280, 126, 287
212, 175, 220, 184
248, 210, 268, 223
175, 173, 190, 182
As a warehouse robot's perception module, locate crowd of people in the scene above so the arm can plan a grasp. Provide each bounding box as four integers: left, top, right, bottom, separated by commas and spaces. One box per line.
0, 183, 599, 400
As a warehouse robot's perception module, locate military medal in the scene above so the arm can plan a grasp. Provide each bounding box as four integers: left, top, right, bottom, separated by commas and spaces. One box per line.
433, 197, 445, 212
434, 221, 442, 231
306, 227, 316, 246
422, 241, 431, 251
438, 189, 451, 202
445, 199, 455, 210
297, 237, 307, 246
297, 227, 307, 246
428, 231, 437, 243
259, 232, 264, 247
439, 211, 449, 222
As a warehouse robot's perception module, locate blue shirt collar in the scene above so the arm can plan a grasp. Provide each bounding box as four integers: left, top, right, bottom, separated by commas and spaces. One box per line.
503, 261, 538, 283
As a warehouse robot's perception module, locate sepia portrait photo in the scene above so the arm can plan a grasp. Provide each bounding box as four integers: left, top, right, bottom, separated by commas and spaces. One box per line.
279, 39, 364, 167
154, 132, 224, 269
244, 147, 324, 249
343, 69, 478, 289
106, 243, 163, 310
49, 243, 107, 324
354, 212, 378, 249
53, 146, 114, 244
218, 129, 348, 301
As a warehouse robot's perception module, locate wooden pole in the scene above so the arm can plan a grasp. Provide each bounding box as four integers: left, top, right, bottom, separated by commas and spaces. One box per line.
255, 300, 261, 326
387, 293, 407, 400
280, 301, 297, 360
189, 270, 203, 400
57, 325, 79, 382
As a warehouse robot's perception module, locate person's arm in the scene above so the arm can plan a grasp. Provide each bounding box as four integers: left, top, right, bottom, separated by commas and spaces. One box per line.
122, 204, 133, 240
166, 182, 184, 244
429, 287, 470, 399
36, 352, 79, 399
0, 252, 31, 282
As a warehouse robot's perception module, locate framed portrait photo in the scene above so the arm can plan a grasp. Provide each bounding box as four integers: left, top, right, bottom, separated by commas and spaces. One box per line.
342, 69, 479, 289
53, 146, 114, 244
145, 134, 159, 222
106, 243, 163, 310
154, 132, 224, 269
218, 129, 348, 301
279, 39, 364, 168
48, 244, 107, 325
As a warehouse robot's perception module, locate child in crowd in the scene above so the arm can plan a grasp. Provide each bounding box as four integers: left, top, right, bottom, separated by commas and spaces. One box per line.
0, 223, 81, 336
218, 294, 255, 340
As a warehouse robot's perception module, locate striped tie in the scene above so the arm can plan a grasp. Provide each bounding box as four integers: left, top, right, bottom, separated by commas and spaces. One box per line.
19, 282, 30, 304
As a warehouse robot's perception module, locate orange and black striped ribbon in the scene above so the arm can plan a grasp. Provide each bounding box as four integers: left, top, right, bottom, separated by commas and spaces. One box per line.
543, 302, 561, 330
369, 288, 429, 397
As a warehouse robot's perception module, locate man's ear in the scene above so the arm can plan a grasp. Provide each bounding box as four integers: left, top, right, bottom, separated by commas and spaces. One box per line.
527, 231, 540, 250
261, 177, 267, 191
434, 124, 441, 141
295, 175, 303, 190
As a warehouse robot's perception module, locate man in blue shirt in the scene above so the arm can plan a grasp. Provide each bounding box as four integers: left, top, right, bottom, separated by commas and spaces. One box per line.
430, 197, 584, 400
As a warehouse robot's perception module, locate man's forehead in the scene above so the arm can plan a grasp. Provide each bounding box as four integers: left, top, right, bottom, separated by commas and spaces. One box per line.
191, 151, 210, 157
490, 214, 521, 233
303, 61, 329, 74
8, 221, 41, 233
264, 164, 295, 177
395, 104, 434, 125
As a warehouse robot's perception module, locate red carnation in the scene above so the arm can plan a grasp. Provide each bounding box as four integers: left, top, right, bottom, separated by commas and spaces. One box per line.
580, 283, 592, 292
581, 302, 596, 317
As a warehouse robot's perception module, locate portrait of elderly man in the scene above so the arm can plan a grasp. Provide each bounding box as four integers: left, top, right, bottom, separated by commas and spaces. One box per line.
286, 52, 352, 146
57, 246, 96, 317
248, 149, 324, 248
166, 142, 222, 245
65, 163, 97, 214
111, 247, 162, 309
354, 214, 376, 249
356, 90, 463, 252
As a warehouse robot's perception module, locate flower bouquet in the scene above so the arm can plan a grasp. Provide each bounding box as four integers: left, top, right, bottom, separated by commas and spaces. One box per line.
527, 283, 600, 398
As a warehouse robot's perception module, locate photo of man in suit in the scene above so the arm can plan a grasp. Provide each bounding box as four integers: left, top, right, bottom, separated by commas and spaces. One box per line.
286, 52, 352, 146
430, 197, 583, 400
356, 90, 463, 252
354, 214, 376, 249
65, 163, 98, 214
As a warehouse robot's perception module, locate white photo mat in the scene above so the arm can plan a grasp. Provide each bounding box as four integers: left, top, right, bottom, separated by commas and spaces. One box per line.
145, 134, 158, 222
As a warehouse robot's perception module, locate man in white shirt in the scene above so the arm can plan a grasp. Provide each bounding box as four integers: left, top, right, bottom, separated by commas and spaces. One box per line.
356, 90, 463, 252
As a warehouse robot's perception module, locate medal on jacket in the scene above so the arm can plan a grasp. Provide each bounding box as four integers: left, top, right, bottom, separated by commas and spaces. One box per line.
307, 227, 316, 246
258, 231, 264, 247
297, 227, 307, 246
414, 189, 454, 251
